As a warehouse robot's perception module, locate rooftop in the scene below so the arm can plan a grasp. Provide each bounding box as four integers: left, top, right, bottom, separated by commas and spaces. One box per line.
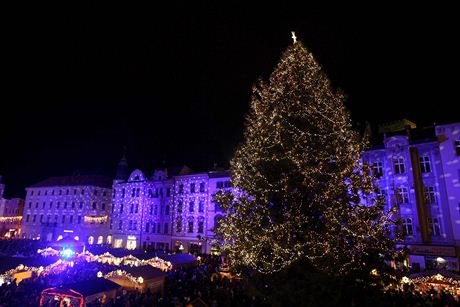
29, 175, 113, 189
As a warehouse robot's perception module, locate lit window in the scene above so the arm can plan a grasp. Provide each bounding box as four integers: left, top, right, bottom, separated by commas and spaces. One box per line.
97, 236, 103, 244
88, 236, 94, 245
395, 187, 409, 204
372, 161, 383, 177
428, 218, 441, 236
419, 156, 431, 173
402, 218, 413, 236
393, 158, 405, 174
425, 186, 436, 204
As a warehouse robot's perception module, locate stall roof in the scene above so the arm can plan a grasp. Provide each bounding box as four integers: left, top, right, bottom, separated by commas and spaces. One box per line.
65, 278, 121, 297
123, 265, 167, 280
155, 252, 197, 265
0, 256, 60, 274
409, 269, 460, 281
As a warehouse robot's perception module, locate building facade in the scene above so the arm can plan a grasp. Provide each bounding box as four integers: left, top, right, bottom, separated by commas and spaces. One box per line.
0, 176, 24, 237
109, 164, 231, 254
363, 121, 460, 270
21, 176, 113, 244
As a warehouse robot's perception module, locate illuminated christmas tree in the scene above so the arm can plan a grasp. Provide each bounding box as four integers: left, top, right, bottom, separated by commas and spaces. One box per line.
215, 35, 396, 275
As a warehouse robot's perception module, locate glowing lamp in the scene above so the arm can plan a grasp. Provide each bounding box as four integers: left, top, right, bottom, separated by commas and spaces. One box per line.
60, 248, 75, 259
97, 271, 103, 278
138, 277, 144, 284
401, 276, 410, 284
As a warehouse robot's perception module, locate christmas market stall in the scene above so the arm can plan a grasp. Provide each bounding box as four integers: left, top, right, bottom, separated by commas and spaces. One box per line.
404, 269, 460, 297
105, 265, 167, 294
155, 251, 197, 269
39, 278, 121, 307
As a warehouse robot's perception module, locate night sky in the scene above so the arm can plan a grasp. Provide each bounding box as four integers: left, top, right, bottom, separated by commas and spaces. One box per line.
1, 3, 458, 197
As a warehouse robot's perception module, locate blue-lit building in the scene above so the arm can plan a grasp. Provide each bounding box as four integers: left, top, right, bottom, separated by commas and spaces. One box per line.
363, 120, 460, 270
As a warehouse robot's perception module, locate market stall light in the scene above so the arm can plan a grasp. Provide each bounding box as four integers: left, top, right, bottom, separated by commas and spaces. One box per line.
97, 271, 103, 278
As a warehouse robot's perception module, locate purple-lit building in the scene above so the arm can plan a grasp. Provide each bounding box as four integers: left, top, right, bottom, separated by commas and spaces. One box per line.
0, 176, 24, 238
20, 175, 113, 244
108, 156, 231, 253
363, 120, 460, 270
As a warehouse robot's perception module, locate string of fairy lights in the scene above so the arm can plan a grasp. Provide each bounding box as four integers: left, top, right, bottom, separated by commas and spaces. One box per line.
214, 37, 397, 274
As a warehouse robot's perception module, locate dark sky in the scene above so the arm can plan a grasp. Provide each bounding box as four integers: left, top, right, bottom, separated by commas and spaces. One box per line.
1, 3, 458, 197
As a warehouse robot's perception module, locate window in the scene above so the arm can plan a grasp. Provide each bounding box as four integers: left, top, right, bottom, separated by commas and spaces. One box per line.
154, 189, 159, 198
149, 205, 153, 215
133, 221, 137, 230
178, 184, 184, 194
136, 188, 140, 197
393, 157, 405, 174
148, 189, 153, 198
190, 183, 195, 193
121, 188, 125, 198
164, 223, 169, 234
59, 190, 62, 195
42, 202, 45, 208
425, 186, 436, 204
198, 200, 204, 212
33, 215, 36, 222
455, 140, 460, 156
64, 202, 67, 209
92, 202, 96, 210
74, 189, 77, 195
28, 202, 31, 209
130, 204, 134, 213
189, 201, 194, 212
111, 204, 114, 213
146, 222, 150, 232
93, 189, 96, 195
395, 187, 409, 204
419, 156, 431, 173
376, 188, 386, 204
71, 202, 75, 209
57, 202, 60, 209
402, 218, 413, 236
61, 215, 65, 224
428, 218, 441, 236
131, 188, 135, 197
165, 205, 170, 215
26, 215, 30, 222
97, 236, 103, 244
113, 190, 116, 199
198, 219, 204, 233
200, 183, 205, 192
151, 223, 156, 233
78, 216, 81, 224
118, 220, 123, 230
224, 181, 231, 188
66, 189, 69, 195
188, 220, 194, 233
129, 220, 133, 230
79, 202, 83, 209
166, 188, 171, 197
157, 223, 161, 233
154, 205, 158, 215
177, 200, 183, 213
69, 216, 73, 224
49, 202, 53, 209
135, 204, 139, 213
88, 236, 94, 245
35, 203, 38, 208
176, 217, 182, 232
31, 191, 34, 196
102, 203, 105, 210
372, 161, 383, 176
216, 181, 223, 189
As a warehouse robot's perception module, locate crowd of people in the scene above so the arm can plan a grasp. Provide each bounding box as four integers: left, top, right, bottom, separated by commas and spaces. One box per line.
1, 239, 460, 306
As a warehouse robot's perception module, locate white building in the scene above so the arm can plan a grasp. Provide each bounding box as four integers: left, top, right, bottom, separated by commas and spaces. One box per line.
21, 175, 113, 245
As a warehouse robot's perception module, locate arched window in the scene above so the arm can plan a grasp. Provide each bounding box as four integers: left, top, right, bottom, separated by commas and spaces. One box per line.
88, 236, 94, 245
107, 235, 112, 245
97, 236, 103, 244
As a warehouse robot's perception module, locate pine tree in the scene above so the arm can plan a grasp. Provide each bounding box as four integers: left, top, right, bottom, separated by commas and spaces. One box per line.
215, 38, 396, 275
